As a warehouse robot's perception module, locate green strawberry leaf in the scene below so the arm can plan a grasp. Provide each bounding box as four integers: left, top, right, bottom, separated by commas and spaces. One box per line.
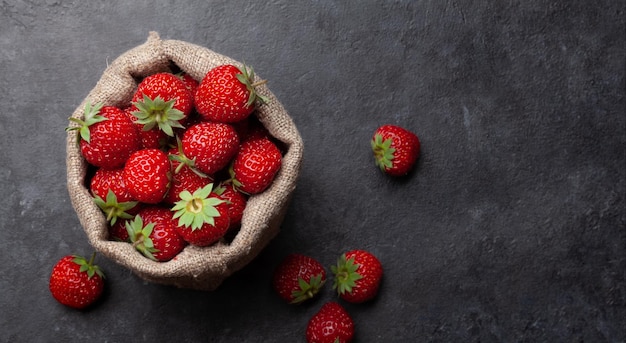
132, 94, 185, 137
125, 215, 159, 261
92, 189, 138, 226
371, 134, 396, 170
72, 252, 105, 279
168, 136, 209, 178
331, 254, 363, 296
290, 273, 326, 304
236, 64, 270, 108
66, 101, 107, 143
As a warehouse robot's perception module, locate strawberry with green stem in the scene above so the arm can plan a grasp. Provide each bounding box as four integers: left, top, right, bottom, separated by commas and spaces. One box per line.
67, 102, 141, 169
131, 72, 193, 137
49, 253, 105, 309
195, 64, 269, 123
371, 124, 420, 176
272, 253, 326, 304
126, 207, 186, 262
230, 137, 282, 195
90, 168, 139, 225
331, 249, 383, 303
181, 122, 240, 176
172, 183, 230, 247
306, 302, 354, 343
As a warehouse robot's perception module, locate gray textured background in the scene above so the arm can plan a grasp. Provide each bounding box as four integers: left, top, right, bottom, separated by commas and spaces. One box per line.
1, 1, 624, 342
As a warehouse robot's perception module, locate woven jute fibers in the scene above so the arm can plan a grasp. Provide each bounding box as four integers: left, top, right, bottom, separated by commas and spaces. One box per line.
66, 32, 303, 291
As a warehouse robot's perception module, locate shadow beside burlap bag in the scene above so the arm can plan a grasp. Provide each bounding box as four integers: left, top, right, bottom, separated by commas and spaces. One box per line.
66, 32, 303, 291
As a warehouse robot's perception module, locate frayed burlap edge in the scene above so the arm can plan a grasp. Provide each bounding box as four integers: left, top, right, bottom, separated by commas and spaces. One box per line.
66, 32, 303, 291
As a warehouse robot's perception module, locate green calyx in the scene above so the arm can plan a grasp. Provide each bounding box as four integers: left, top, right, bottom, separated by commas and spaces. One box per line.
92, 189, 138, 226
227, 163, 246, 194
172, 183, 226, 230
72, 252, 105, 279
331, 254, 363, 296
66, 101, 107, 143
291, 273, 325, 304
168, 136, 209, 178
371, 134, 396, 171
236, 64, 270, 108
125, 215, 159, 261
132, 94, 185, 137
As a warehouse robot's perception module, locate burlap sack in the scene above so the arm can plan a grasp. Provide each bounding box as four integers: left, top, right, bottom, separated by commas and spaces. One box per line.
66, 32, 303, 291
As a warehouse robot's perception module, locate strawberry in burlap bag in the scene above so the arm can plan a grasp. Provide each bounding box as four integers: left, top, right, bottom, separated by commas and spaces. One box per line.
66, 32, 303, 291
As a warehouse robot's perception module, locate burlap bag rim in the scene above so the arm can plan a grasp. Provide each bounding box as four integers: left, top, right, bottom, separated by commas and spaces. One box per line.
66, 32, 303, 291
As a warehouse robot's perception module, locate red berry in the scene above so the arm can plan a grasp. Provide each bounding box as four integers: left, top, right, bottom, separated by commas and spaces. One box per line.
109, 219, 130, 242
69, 102, 141, 170
49, 253, 105, 309
90, 168, 139, 225
172, 183, 230, 247
306, 302, 354, 343
371, 124, 420, 176
126, 206, 187, 262
90, 168, 134, 203
332, 250, 383, 303
216, 183, 247, 228
195, 64, 268, 123
231, 137, 282, 194
272, 254, 326, 304
181, 122, 240, 176
130, 72, 193, 137
123, 149, 172, 204
178, 72, 199, 98
232, 114, 270, 143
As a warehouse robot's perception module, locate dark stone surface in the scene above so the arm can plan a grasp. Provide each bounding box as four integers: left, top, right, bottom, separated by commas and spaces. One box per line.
1, 1, 624, 342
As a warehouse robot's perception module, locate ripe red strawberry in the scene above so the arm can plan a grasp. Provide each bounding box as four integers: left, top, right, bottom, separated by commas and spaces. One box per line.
172, 183, 230, 246
109, 219, 130, 242
233, 115, 271, 143
231, 137, 282, 194
126, 206, 187, 262
181, 122, 240, 175
216, 182, 247, 228
371, 124, 420, 176
164, 146, 213, 205
195, 64, 268, 123
178, 72, 199, 98
131, 72, 193, 137
306, 302, 354, 343
272, 254, 326, 304
123, 148, 172, 204
331, 250, 383, 303
49, 253, 105, 309
90, 168, 139, 225
68, 102, 141, 169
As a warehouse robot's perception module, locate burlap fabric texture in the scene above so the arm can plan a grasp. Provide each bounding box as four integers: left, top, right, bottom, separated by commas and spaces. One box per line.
66, 32, 303, 291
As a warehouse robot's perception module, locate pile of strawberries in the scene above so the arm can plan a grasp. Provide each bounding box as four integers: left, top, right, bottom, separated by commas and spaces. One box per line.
69, 64, 282, 263
272, 250, 383, 343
